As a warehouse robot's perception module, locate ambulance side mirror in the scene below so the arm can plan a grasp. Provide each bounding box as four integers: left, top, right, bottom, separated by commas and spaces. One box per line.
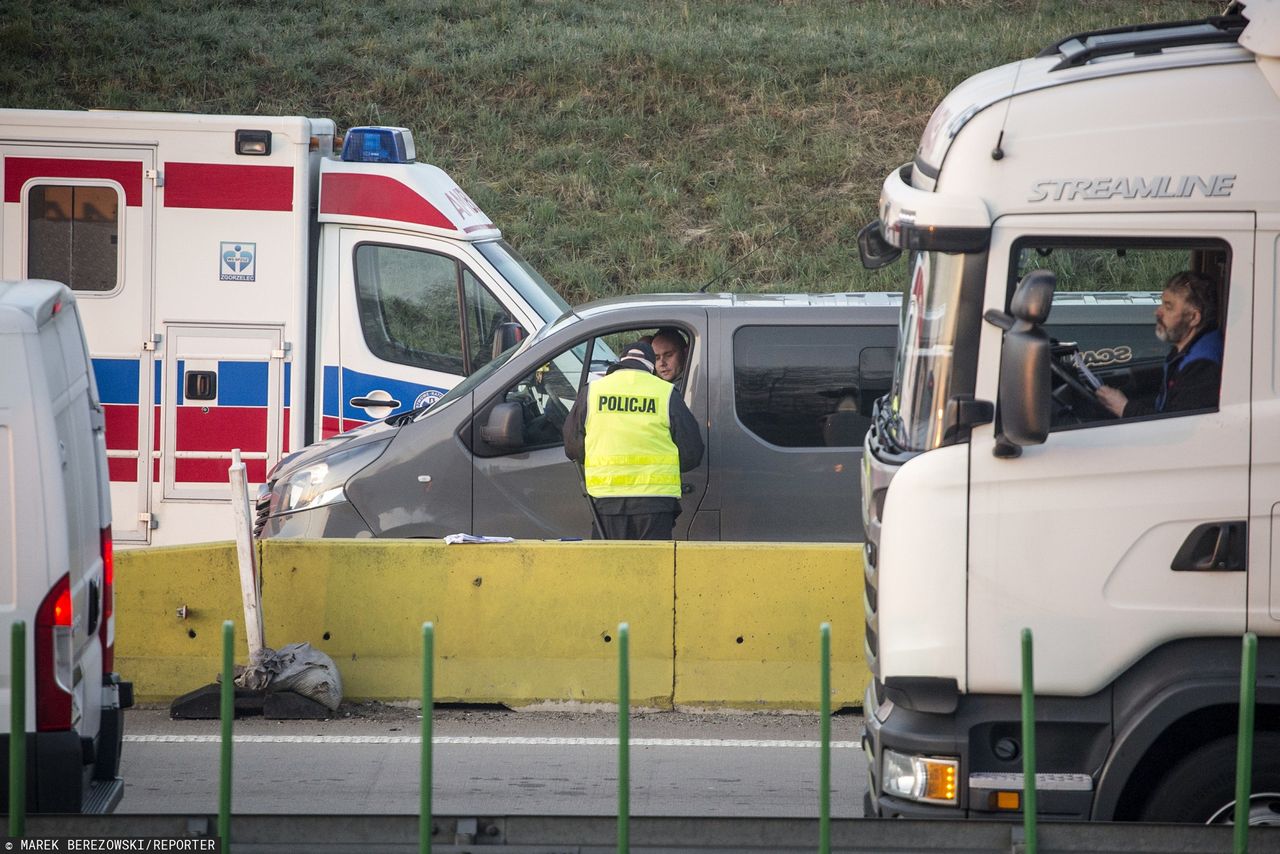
993, 270, 1056, 456
492, 322, 527, 360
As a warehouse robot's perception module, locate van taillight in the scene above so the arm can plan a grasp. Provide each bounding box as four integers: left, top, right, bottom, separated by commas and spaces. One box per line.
100, 526, 115, 675
35, 573, 73, 732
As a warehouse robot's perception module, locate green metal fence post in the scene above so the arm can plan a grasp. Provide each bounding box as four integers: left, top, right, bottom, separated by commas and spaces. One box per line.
820, 622, 831, 854
219, 620, 234, 852
1021, 628, 1037, 854
618, 622, 630, 854
421, 622, 435, 854
9, 620, 26, 838
1234, 631, 1258, 853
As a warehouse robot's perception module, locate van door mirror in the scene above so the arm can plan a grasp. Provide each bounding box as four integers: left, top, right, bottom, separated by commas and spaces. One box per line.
994, 270, 1056, 453
492, 322, 526, 360
480, 402, 525, 450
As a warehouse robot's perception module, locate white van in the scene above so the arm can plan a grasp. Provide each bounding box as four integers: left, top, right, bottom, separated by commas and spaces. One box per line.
0, 279, 130, 813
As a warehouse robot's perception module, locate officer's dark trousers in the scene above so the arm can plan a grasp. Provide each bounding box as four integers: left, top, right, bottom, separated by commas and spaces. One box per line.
593, 512, 675, 541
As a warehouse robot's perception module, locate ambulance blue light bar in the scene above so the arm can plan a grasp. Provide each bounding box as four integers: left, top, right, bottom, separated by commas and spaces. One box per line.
341, 126, 417, 164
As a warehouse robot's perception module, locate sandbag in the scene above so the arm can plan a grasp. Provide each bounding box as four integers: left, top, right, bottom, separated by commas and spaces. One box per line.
234, 642, 343, 710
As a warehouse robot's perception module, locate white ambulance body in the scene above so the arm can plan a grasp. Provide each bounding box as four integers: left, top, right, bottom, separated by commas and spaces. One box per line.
0, 110, 569, 546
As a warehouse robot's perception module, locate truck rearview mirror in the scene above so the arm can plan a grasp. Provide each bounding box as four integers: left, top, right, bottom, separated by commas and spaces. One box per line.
857, 221, 903, 270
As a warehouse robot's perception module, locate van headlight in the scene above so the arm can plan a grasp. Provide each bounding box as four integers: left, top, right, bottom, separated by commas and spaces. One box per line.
882, 749, 959, 805
270, 440, 390, 515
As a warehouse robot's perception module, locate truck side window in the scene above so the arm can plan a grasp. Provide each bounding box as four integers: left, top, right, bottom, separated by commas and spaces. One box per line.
26, 184, 119, 293
1012, 241, 1230, 430
732, 325, 892, 448
353, 243, 508, 377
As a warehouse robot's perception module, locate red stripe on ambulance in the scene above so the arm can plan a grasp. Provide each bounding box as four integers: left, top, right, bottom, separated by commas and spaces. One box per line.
175, 407, 268, 452
319, 172, 455, 229
4, 157, 144, 206
164, 162, 294, 211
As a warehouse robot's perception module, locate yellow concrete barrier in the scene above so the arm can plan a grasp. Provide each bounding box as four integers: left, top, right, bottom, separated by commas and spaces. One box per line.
674, 542, 867, 710
116, 539, 868, 709
262, 540, 674, 706
115, 542, 245, 702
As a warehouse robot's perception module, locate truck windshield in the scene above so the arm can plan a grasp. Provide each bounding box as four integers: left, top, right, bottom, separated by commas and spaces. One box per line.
477, 240, 571, 325
886, 250, 972, 452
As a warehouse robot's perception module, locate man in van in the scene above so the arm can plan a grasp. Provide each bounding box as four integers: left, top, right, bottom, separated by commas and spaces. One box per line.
651, 326, 689, 385
563, 340, 704, 540
1095, 271, 1223, 417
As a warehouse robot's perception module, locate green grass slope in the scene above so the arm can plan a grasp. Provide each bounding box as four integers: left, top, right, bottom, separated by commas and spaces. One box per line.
1, 1, 1222, 300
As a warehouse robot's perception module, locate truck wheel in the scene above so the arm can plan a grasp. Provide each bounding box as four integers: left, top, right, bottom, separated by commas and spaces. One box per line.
1140, 733, 1280, 825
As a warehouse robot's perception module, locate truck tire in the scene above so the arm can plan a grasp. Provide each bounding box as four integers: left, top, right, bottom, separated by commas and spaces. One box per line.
1139, 733, 1280, 825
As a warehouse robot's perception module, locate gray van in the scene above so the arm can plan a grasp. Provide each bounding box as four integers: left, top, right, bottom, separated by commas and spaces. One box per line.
255, 291, 1160, 543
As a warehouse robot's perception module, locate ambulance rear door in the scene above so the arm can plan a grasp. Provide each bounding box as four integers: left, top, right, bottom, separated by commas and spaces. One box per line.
0, 142, 156, 543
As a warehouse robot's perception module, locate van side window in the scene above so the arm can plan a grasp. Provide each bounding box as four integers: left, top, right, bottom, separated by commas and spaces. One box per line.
733, 325, 892, 448
1012, 242, 1230, 431
353, 243, 511, 376
27, 184, 119, 292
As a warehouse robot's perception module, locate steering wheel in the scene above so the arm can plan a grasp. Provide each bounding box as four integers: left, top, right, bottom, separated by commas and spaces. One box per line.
1049, 358, 1099, 402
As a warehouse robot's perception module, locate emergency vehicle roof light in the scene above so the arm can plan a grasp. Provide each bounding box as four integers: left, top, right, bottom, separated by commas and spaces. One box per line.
341, 126, 417, 164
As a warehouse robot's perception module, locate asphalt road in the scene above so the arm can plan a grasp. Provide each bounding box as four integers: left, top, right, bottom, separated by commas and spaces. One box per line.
118, 704, 869, 817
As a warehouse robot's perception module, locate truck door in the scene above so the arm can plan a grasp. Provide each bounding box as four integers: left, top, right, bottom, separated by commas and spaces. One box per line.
0, 144, 156, 543
329, 229, 528, 437
161, 324, 285, 499
968, 213, 1253, 695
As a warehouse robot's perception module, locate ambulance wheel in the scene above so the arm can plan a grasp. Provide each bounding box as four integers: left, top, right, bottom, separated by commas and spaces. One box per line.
1139, 733, 1280, 824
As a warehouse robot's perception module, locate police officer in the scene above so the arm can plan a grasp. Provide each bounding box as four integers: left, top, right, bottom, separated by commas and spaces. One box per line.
563, 340, 704, 540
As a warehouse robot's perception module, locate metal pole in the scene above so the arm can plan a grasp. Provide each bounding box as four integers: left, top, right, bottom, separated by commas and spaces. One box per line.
618, 622, 630, 854
9, 620, 25, 838
1234, 632, 1257, 853
820, 622, 831, 854
228, 449, 264, 661
220, 620, 234, 852
421, 622, 434, 854
1021, 628, 1037, 854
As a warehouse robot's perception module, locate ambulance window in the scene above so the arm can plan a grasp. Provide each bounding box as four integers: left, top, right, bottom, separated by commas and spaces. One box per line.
463, 270, 515, 373
1009, 240, 1230, 430
353, 244, 466, 375
27, 184, 119, 292
732, 325, 895, 448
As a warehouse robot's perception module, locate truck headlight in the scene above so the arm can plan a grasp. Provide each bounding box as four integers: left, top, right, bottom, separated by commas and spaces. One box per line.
270, 440, 390, 515
882, 749, 959, 805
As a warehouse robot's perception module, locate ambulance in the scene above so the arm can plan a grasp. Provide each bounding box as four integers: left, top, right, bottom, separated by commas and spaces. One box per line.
0, 110, 570, 546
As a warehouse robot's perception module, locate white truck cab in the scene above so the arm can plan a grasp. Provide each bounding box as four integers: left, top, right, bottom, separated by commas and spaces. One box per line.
0, 112, 569, 547
859, 3, 1280, 823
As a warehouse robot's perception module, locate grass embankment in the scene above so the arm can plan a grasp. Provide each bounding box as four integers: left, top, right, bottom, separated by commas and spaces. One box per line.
1, 1, 1221, 300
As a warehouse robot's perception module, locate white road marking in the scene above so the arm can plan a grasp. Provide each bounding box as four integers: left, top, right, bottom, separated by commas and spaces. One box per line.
126, 734, 860, 748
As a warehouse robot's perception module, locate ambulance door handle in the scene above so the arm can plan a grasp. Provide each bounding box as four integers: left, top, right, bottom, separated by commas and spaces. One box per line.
350, 394, 402, 410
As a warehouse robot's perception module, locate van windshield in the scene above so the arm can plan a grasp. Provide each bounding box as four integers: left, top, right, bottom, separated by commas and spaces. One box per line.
414, 345, 520, 419
413, 311, 584, 420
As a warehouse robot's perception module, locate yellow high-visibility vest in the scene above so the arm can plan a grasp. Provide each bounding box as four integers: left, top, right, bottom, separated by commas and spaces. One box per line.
584, 369, 680, 498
